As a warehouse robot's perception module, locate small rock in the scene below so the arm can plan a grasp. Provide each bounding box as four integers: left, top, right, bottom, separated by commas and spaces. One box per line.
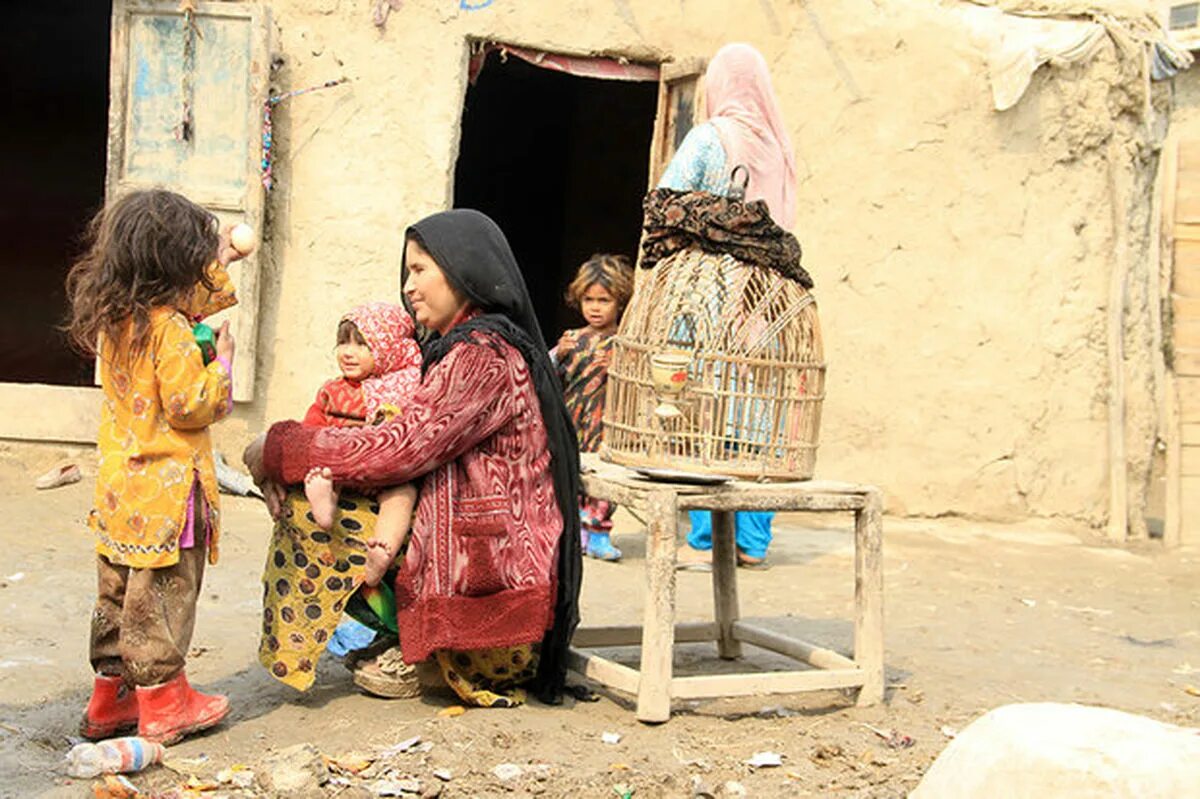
370, 778, 421, 795
381, 736, 422, 756
602, 732, 622, 745
691, 775, 716, 798
257, 743, 329, 799
492, 763, 522, 781
217, 765, 255, 788
745, 751, 783, 768
722, 781, 747, 796
432, 768, 452, 781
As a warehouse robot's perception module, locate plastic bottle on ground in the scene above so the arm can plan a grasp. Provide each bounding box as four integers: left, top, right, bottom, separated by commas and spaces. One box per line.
65, 737, 165, 778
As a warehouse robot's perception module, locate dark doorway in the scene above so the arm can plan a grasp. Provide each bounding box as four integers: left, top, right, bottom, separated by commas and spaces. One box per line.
454, 51, 658, 341
0, 3, 111, 385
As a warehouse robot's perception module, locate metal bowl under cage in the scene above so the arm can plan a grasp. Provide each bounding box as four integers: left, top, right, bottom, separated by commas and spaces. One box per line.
602, 247, 825, 480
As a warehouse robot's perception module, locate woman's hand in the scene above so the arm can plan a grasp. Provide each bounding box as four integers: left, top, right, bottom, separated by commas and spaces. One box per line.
243, 434, 289, 520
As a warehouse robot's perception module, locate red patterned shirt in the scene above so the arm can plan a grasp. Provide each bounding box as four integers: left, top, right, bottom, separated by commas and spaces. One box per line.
302, 377, 368, 428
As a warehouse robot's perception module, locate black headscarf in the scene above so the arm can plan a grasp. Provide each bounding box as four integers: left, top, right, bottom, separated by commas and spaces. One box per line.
402, 209, 582, 705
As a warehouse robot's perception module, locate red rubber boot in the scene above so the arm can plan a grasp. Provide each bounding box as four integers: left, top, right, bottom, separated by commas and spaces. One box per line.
81, 674, 139, 739
135, 672, 229, 745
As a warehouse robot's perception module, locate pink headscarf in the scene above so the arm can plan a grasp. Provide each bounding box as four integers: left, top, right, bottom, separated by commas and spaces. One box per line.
705, 43, 798, 229
342, 302, 422, 420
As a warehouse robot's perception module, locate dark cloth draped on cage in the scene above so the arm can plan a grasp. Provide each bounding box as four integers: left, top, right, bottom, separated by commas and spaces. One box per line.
639, 186, 812, 289
605, 177, 825, 481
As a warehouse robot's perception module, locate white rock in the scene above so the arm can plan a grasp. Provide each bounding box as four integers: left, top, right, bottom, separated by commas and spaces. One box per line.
912, 703, 1200, 799
745, 751, 783, 768
371, 778, 422, 796
380, 736, 422, 757
601, 732, 622, 744
492, 763, 522, 781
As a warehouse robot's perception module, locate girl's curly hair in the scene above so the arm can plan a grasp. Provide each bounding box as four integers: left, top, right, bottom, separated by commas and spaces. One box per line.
65, 189, 218, 361
564, 253, 634, 310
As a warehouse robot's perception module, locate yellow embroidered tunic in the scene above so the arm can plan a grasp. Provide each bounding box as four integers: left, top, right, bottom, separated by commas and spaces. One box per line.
89, 284, 234, 568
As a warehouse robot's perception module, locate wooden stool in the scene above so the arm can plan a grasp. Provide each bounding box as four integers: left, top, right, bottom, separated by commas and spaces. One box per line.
570, 454, 885, 723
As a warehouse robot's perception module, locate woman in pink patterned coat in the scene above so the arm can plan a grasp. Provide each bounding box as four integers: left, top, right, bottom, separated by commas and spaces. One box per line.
244, 210, 581, 706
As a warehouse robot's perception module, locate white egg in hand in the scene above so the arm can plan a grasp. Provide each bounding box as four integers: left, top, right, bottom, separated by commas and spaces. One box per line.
230, 223, 256, 255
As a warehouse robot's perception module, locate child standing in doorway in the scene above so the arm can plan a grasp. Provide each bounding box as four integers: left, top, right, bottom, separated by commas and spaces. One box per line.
302, 303, 423, 586
552, 253, 634, 561
66, 189, 241, 745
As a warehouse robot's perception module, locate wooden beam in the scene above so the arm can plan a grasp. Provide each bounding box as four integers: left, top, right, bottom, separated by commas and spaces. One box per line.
1171, 321, 1200, 352
660, 56, 706, 82
1174, 263, 1200, 297
1180, 423, 1200, 446
1181, 445, 1200, 477
853, 490, 886, 706
637, 490, 679, 723
675, 493, 865, 512
1166, 372, 1184, 547
670, 668, 864, 700
1179, 376, 1200, 423
1173, 349, 1200, 377
572, 622, 716, 648
1181, 476, 1200, 545
731, 622, 856, 671
711, 511, 742, 660
567, 649, 640, 696
1173, 292, 1200, 320
1159, 137, 1180, 549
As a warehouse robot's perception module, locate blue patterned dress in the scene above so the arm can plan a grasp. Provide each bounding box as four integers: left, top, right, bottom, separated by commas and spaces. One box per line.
658, 123, 775, 561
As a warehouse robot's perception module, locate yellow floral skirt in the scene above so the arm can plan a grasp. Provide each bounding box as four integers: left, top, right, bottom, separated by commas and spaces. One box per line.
433, 645, 539, 708
260, 489, 539, 705
259, 490, 378, 690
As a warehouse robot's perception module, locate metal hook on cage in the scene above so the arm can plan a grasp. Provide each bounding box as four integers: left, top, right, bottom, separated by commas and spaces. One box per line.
729, 165, 750, 201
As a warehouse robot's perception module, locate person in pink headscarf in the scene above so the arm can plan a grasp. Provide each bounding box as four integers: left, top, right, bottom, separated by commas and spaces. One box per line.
658, 42, 797, 570
658, 42, 797, 228
302, 302, 423, 586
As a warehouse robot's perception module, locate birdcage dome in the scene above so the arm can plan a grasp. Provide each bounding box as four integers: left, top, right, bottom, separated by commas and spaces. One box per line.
602, 246, 825, 480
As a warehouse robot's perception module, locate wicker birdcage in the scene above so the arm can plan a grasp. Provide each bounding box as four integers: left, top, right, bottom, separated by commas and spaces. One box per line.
602, 247, 825, 480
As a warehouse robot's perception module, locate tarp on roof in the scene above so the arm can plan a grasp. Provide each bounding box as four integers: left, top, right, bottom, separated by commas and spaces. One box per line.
958, 0, 1192, 110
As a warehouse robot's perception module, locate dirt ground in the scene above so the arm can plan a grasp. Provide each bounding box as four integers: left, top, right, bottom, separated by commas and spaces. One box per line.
1, 455, 1198, 799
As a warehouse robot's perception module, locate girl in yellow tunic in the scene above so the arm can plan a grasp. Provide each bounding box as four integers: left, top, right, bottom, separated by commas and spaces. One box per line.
65, 189, 244, 746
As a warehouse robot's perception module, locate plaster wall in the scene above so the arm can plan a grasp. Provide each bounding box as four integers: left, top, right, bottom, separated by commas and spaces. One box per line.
212, 0, 1166, 527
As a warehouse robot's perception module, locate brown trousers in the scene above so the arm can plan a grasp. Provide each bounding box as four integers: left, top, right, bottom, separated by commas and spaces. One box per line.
89, 542, 207, 686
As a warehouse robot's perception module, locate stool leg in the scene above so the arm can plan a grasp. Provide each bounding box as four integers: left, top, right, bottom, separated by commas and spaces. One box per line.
854, 491, 885, 706
637, 490, 678, 723
711, 510, 742, 659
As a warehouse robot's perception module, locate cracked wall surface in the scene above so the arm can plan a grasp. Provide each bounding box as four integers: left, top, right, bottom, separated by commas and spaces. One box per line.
211, 0, 1167, 528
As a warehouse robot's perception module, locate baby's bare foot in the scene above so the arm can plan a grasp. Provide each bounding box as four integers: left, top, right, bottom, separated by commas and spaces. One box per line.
364, 538, 394, 587
304, 467, 337, 530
